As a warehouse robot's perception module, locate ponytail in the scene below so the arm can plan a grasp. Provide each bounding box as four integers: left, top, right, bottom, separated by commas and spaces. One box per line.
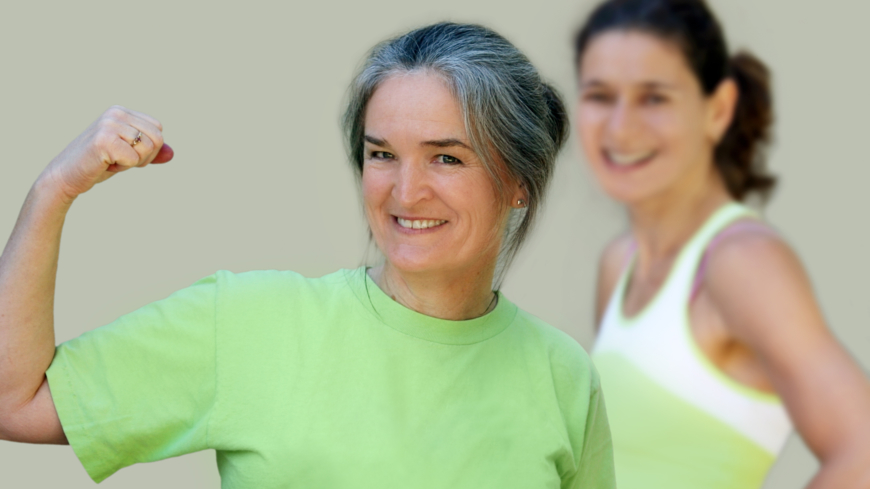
715, 52, 777, 201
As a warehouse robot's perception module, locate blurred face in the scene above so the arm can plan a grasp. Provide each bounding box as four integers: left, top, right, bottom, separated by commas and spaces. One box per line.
362, 72, 519, 277
576, 30, 728, 204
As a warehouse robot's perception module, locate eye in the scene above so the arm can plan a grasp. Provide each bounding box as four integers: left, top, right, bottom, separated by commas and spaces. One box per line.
582, 91, 615, 104
369, 151, 395, 160
436, 154, 463, 165
641, 93, 668, 106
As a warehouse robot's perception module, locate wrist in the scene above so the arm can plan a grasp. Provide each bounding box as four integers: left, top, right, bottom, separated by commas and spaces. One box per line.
31, 171, 76, 211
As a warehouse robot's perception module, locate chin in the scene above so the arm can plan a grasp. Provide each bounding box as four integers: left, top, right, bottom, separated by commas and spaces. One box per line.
598, 182, 653, 205
383, 250, 444, 275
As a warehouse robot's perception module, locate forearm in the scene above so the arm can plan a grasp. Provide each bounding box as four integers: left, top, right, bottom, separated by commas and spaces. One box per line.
0, 172, 72, 413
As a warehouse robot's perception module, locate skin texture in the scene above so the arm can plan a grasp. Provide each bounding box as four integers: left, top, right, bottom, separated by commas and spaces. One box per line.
0, 106, 169, 444
363, 72, 524, 320
579, 31, 870, 489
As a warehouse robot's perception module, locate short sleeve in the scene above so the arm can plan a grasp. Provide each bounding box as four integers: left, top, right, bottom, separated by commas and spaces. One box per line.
563, 365, 616, 489
45, 274, 218, 483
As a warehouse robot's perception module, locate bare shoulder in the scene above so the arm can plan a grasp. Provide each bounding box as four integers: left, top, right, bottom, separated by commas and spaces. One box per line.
705, 219, 803, 288
703, 219, 823, 344
594, 233, 634, 328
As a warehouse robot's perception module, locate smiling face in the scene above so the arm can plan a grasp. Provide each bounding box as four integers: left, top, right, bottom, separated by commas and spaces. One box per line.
362, 72, 521, 278
576, 30, 733, 205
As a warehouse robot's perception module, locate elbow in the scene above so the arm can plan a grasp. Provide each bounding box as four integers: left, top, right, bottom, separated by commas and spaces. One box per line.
0, 403, 16, 441
817, 438, 870, 489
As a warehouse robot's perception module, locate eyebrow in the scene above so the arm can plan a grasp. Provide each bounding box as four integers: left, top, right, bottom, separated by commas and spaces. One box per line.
421, 138, 472, 151
364, 135, 389, 147
364, 135, 473, 151
580, 79, 679, 91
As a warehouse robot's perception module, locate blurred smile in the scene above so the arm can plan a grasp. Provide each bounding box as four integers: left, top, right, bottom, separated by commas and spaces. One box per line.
603, 149, 657, 171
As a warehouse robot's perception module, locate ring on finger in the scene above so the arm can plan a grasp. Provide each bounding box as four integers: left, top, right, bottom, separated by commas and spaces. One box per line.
130, 131, 143, 147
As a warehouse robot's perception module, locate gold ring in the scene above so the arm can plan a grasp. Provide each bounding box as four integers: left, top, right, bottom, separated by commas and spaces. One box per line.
131, 131, 142, 147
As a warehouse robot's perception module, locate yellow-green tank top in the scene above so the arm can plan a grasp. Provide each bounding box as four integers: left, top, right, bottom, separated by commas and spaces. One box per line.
592, 202, 792, 489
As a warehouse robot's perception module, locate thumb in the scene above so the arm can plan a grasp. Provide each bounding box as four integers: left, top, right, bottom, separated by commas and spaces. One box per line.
152, 143, 174, 164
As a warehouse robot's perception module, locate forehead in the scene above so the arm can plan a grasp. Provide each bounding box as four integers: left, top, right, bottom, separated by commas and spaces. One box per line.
365, 72, 466, 139
579, 30, 694, 87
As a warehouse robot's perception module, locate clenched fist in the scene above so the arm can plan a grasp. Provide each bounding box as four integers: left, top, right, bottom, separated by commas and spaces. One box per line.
41, 106, 173, 203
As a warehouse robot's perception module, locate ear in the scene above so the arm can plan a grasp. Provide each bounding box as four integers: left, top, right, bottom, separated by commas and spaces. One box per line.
705, 78, 738, 144
509, 180, 528, 209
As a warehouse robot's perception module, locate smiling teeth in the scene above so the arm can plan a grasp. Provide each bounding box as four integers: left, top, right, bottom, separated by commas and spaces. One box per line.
398, 218, 447, 229
608, 150, 655, 166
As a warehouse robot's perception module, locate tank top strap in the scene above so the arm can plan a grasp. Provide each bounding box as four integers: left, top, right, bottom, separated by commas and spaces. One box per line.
663, 202, 759, 304
598, 202, 758, 333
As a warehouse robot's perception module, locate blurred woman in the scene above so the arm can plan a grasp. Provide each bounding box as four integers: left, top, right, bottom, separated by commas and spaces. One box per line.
0, 22, 614, 488
573, 0, 870, 487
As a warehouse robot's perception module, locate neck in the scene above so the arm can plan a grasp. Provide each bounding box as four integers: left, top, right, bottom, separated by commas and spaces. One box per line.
627, 168, 733, 271
368, 261, 497, 321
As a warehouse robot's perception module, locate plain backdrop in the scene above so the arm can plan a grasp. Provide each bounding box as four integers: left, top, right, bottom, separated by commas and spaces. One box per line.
1, 0, 867, 487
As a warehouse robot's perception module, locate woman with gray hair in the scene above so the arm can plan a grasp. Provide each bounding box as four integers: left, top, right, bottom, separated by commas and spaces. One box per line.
0, 22, 614, 487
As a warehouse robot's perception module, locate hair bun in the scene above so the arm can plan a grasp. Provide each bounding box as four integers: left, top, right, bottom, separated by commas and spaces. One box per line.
542, 83, 569, 150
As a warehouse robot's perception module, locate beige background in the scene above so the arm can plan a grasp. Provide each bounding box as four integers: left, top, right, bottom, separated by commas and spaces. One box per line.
1, 0, 867, 487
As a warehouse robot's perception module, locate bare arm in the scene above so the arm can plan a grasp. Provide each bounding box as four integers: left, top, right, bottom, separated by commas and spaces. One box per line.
0, 106, 170, 443
707, 232, 870, 489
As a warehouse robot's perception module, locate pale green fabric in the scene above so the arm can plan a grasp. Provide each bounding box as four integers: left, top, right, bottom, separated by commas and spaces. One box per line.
593, 353, 773, 489
47, 267, 614, 488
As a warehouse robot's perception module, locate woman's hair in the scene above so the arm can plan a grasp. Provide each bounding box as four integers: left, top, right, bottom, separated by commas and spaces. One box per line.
574, 0, 776, 202
343, 22, 568, 284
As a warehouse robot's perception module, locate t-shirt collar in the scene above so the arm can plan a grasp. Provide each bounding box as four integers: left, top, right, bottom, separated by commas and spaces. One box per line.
345, 267, 517, 345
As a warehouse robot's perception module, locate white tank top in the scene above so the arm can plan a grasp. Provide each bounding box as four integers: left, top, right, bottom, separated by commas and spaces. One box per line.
594, 202, 792, 456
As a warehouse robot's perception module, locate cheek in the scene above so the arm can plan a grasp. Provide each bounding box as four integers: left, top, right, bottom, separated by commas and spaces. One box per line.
448, 173, 502, 226
360, 169, 391, 222
648, 109, 706, 163
576, 105, 604, 147
361, 167, 388, 199
576, 107, 610, 168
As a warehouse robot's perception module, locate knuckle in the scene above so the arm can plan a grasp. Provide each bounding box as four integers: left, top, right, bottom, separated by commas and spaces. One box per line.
139, 137, 155, 153
105, 106, 127, 120
93, 130, 115, 148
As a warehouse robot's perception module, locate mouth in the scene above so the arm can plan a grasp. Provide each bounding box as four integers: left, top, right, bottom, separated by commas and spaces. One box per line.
394, 216, 448, 231
603, 149, 656, 169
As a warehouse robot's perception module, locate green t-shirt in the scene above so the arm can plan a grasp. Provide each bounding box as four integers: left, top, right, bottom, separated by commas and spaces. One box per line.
46, 267, 614, 488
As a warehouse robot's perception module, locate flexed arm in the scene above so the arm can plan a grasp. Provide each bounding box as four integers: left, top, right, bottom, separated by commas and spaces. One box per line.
707, 231, 870, 489
0, 106, 172, 443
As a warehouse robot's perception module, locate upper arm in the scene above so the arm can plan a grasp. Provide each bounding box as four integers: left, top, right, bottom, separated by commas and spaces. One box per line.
594, 234, 633, 329
0, 378, 67, 445
564, 367, 615, 488
705, 232, 870, 461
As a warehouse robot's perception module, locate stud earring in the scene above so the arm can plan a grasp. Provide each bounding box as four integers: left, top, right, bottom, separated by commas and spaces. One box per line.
517, 199, 526, 208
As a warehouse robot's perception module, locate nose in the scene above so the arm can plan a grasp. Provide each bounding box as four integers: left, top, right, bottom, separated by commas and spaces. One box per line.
393, 159, 434, 207
605, 99, 641, 147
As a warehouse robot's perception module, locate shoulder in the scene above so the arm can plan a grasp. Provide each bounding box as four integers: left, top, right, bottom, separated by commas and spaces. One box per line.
598, 233, 634, 281
703, 221, 819, 341
213, 268, 353, 294
704, 220, 802, 292
210, 268, 361, 312
513, 309, 596, 387
594, 233, 634, 324
511, 309, 604, 454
